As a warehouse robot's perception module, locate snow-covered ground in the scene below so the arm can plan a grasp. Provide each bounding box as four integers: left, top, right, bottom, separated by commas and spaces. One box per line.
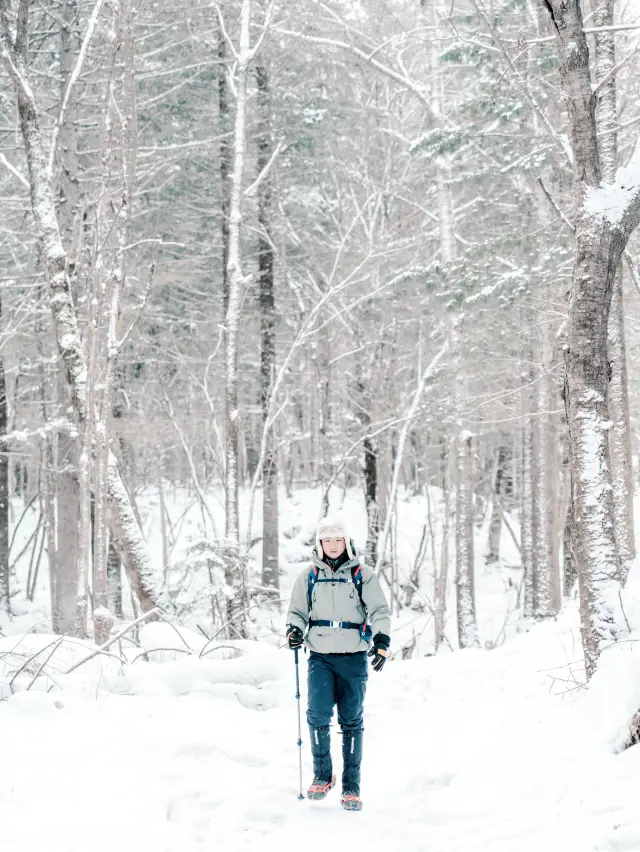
2, 486, 640, 851
2, 613, 640, 852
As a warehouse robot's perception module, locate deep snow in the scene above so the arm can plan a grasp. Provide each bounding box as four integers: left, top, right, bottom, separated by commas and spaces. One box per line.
2, 614, 640, 852
2, 487, 640, 851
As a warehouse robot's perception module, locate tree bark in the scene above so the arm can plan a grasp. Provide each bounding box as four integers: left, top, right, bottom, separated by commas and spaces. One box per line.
592, 0, 636, 584
435, 444, 451, 651
485, 447, 505, 566
522, 386, 535, 620
544, 0, 640, 677
534, 293, 559, 618
56, 0, 82, 635
256, 62, 279, 594
608, 276, 634, 582
0, 290, 8, 615
363, 428, 378, 569
223, 0, 253, 633
107, 540, 123, 620
218, 10, 231, 319
455, 431, 480, 649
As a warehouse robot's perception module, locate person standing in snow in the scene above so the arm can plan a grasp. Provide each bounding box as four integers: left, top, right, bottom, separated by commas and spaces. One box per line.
285, 518, 391, 812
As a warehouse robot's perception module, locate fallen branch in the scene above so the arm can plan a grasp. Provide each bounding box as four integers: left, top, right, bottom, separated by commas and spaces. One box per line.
8, 636, 63, 690
199, 598, 288, 655
129, 645, 192, 665
65, 608, 158, 674
25, 636, 65, 691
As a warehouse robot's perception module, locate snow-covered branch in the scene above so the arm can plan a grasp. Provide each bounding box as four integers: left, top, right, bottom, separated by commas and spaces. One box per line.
374, 340, 449, 575
47, 0, 107, 180
0, 153, 29, 189
583, 137, 640, 230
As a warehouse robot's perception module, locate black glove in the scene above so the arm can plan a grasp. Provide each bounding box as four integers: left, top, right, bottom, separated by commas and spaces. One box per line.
286, 625, 304, 650
368, 632, 390, 672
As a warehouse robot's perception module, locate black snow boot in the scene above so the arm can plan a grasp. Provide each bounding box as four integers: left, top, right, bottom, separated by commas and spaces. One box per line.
309, 725, 333, 788
341, 730, 363, 805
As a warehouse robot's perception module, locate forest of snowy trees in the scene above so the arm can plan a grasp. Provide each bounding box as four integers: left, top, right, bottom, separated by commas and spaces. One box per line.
1, 0, 640, 682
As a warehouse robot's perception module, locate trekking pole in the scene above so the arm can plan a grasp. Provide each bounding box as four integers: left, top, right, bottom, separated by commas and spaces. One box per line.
294, 647, 305, 800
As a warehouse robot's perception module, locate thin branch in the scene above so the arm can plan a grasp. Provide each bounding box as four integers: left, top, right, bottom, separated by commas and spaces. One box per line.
47, 0, 108, 180
65, 608, 158, 674
9, 637, 63, 689
470, 0, 571, 164
247, 0, 277, 60
375, 340, 449, 575
273, 26, 434, 113
116, 257, 155, 350
25, 637, 65, 691
129, 646, 192, 665
593, 42, 639, 96
0, 153, 29, 189
243, 140, 283, 198
214, 4, 238, 61
584, 24, 640, 33
537, 177, 575, 231
199, 599, 288, 654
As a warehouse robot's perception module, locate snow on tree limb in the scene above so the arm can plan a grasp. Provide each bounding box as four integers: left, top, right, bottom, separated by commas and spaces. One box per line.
583, 139, 640, 227
47, 0, 108, 180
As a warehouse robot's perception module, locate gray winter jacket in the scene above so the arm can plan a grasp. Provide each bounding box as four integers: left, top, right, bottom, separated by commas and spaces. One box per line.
286, 546, 391, 654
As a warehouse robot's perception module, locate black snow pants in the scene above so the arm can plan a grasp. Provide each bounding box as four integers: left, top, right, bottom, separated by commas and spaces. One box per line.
306, 651, 367, 794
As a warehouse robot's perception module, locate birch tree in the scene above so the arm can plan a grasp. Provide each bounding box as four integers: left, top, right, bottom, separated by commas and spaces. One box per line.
0, 0, 161, 618
55, 0, 82, 635
543, 0, 640, 676
0, 288, 8, 615
592, 0, 636, 584
221, 0, 273, 632
256, 61, 279, 594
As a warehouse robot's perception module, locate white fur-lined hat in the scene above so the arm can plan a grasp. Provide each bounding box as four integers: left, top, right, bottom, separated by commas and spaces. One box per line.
316, 517, 354, 560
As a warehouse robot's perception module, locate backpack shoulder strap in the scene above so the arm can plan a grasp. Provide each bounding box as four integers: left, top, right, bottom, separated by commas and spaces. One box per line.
307, 564, 319, 611
351, 564, 366, 610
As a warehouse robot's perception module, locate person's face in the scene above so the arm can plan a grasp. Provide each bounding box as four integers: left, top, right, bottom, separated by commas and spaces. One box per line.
321, 537, 347, 559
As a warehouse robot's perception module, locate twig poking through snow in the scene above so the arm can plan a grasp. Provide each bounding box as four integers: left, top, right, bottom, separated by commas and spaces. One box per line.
25, 636, 65, 691
65, 608, 158, 674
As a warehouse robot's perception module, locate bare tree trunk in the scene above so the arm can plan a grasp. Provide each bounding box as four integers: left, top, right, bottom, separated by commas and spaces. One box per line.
223, 0, 253, 633
434, 444, 451, 651
592, 1, 635, 584
563, 498, 577, 595
522, 380, 535, 619
76, 423, 91, 638
363, 428, 378, 568
218, 9, 231, 318
534, 321, 558, 617
542, 0, 640, 677
455, 431, 480, 649
107, 541, 123, 620
485, 448, 504, 566
56, 0, 82, 635
0, 290, 8, 615
608, 277, 634, 582
93, 0, 137, 644
256, 62, 279, 594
